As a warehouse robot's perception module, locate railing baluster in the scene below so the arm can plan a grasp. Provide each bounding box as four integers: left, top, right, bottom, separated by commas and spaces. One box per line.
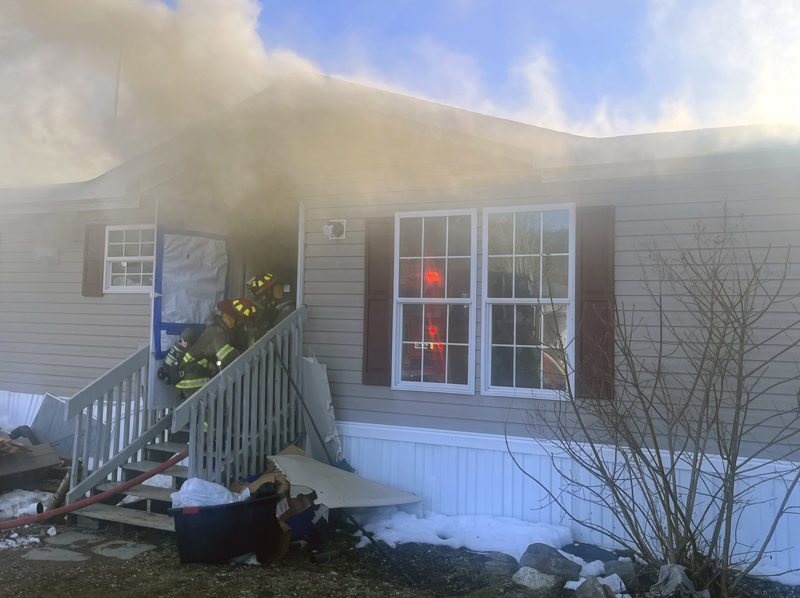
242, 361, 252, 475
228, 375, 238, 481
215, 387, 224, 485
225, 378, 234, 483
189, 402, 199, 479
258, 348, 267, 470
267, 341, 275, 455
82, 407, 93, 482
281, 331, 290, 447
71, 410, 83, 493
289, 323, 298, 441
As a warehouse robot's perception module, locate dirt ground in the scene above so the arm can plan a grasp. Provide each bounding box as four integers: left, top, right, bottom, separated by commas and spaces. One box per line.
2, 519, 799, 598
0, 520, 533, 598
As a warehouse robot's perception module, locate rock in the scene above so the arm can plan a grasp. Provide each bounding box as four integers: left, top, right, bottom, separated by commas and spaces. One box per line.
648, 564, 710, 598
575, 577, 616, 598
561, 542, 618, 563
511, 566, 560, 591
604, 559, 635, 586
519, 543, 581, 580
598, 573, 626, 594
483, 551, 518, 576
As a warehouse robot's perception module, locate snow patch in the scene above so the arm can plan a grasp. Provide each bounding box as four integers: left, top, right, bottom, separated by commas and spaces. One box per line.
354, 507, 572, 561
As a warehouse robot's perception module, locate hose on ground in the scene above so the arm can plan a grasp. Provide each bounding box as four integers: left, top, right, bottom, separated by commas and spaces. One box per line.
0, 449, 188, 532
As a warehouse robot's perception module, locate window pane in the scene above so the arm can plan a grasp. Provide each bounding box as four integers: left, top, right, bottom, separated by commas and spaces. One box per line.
516, 305, 540, 346
111, 262, 124, 274
141, 243, 155, 257
543, 349, 567, 390
542, 255, 568, 298
127, 261, 142, 274
399, 218, 422, 257
124, 229, 140, 242
446, 257, 470, 298
108, 230, 124, 243
491, 305, 514, 345
142, 261, 154, 274
543, 210, 569, 254
399, 259, 421, 297
141, 228, 155, 243
142, 275, 153, 286
108, 244, 123, 257
487, 257, 512, 298
542, 306, 567, 349
424, 304, 446, 344
123, 244, 140, 257
448, 304, 469, 343
423, 217, 446, 257
491, 346, 513, 387
515, 256, 540, 298
125, 275, 142, 286
516, 347, 541, 389
515, 211, 541, 255
422, 258, 445, 298
402, 304, 423, 342
447, 215, 470, 256
401, 343, 422, 381
448, 345, 468, 385
488, 213, 513, 255
422, 344, 446, 383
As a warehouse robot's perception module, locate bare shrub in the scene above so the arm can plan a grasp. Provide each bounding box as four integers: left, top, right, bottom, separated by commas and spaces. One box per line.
514, 213, 800, 597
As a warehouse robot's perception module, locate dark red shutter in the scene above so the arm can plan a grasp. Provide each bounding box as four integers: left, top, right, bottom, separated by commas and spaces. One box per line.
575, 206, 615, 400
82, 223, 106, 297
362, 217, 394, 385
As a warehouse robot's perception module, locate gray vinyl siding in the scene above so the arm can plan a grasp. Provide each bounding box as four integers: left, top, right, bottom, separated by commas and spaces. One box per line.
0, 203, 154, 397
301, 152, 800, 446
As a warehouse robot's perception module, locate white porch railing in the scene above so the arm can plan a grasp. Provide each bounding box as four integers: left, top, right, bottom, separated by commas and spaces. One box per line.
172, 306, 307, 485
66, 346, 170, 504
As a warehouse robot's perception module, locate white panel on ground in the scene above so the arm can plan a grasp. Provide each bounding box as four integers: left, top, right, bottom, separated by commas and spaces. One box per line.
301, 356, 344, 464
269, 454, 422, 509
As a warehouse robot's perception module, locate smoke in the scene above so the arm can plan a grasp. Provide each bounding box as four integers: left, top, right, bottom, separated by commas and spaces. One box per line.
0, 0, 312, 186
3, 0, 800, 187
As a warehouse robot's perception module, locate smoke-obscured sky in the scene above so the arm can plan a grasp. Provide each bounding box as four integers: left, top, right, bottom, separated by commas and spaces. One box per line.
2, 0, 799, 186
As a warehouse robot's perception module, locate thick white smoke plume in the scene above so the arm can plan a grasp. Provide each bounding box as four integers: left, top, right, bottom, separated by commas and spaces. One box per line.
0, 0, 312, 186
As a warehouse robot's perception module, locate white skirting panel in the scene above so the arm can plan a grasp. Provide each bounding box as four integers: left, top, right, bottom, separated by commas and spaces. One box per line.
337, 421, 799, 571
0, 390, 45, 430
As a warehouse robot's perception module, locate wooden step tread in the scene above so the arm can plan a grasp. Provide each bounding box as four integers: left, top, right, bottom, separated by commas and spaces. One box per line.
75, 503, 175, 532
146, 441, 188, 454
122, 460, 189, 478
95, 482, 174, 503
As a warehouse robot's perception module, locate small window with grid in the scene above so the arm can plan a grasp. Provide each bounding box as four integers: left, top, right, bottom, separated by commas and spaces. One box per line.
104, 225, 155, 292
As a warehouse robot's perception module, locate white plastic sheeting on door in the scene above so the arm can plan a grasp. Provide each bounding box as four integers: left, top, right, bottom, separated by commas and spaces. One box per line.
158, 233, 227, 353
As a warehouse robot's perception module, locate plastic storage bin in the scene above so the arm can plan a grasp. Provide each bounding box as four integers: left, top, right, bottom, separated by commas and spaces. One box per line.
168, 493, 282, 563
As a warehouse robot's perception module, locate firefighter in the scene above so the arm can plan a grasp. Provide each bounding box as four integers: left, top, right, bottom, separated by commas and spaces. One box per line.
247, 272, 295, 334
175, 298, 257, 398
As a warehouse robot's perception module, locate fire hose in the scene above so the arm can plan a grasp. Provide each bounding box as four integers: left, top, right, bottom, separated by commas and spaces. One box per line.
0, 449, 189, 532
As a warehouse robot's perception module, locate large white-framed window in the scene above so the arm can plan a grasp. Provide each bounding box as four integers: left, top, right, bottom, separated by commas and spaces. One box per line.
103, 225, 155, 293
481, 204, 575, 398
392, 209, 477, 394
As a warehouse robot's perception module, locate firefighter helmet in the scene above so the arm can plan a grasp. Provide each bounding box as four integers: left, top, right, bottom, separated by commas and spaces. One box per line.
248, 273, 276, 296
218, 298, 257, 321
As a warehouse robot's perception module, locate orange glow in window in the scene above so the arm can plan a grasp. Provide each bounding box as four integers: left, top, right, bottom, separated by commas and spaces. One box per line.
425, 270, 441, 284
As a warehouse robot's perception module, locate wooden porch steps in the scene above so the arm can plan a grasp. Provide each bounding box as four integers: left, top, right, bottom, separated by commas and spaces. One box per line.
71, 440, 188, 533
94, 481, 175, 503
75, 503, 175, 532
